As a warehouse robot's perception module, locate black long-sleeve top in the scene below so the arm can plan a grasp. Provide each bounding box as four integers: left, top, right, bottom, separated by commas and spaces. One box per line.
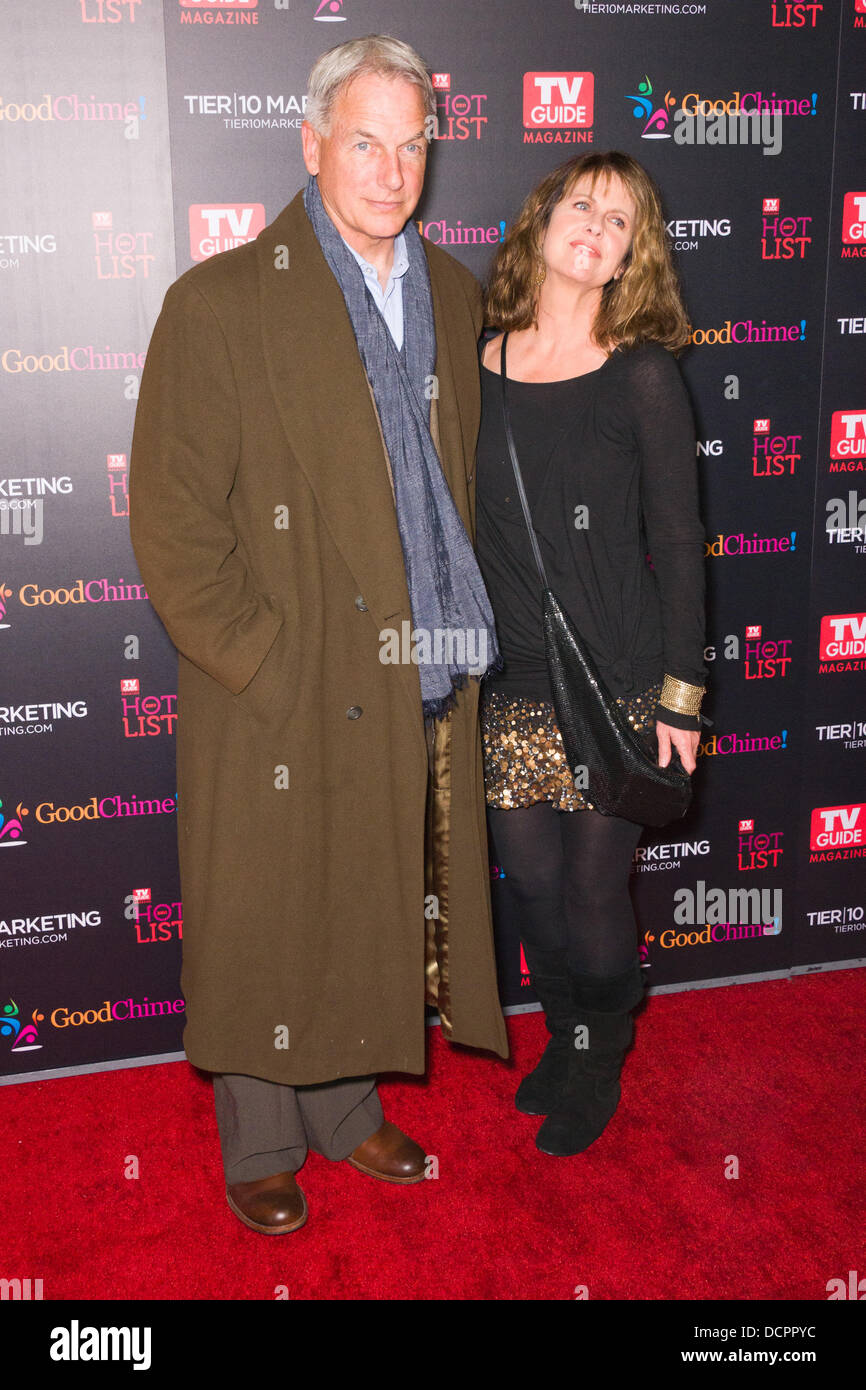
475, 340, 707, 731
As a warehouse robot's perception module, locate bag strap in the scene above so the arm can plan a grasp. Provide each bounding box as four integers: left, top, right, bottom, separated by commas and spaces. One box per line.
498, 332, 550, 591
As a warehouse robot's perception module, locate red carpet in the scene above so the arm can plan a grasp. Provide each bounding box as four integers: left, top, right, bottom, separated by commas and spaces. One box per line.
3, 970, 863, 1301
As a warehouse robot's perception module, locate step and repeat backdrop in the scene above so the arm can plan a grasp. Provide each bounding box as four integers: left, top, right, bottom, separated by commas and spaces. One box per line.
1, 0, 863, 1082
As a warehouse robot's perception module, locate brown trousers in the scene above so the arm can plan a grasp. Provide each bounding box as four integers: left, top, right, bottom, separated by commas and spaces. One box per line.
212, 714, 442, 1183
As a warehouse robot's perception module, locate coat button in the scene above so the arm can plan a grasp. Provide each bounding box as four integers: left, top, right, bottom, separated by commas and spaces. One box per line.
347, 706, 363, 720
354, 595, 368, 611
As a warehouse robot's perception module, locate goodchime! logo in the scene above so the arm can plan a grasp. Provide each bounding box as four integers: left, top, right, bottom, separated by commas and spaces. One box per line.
0, 798, 26, 847
624, 75, 795, 154
314, 0, 346, 19
1, 1001, 44, 1051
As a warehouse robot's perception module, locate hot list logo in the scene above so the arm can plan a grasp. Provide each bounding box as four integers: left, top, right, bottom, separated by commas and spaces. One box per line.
106, 453, 127, 517
743, 625, 792, 679
80, 1, 141, 21
126, 887, 183, 946
819, 613, 866, 673
92, 211, 154, 279
523, 73, 593, 144
752, 417, 801, 477
842, 192, 866, 255
189, 204, 265, 260
770, 3, 823, 23
737, 818, 783, 870
761, 197, 811, 259
179, 0, 259, 23
431, 74, 487, 142
120, 681, 177, 738
830, 410, 866, 472
809, 803, 866, 861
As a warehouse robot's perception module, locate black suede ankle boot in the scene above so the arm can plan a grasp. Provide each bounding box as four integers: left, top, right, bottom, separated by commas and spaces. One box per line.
535, 959, 646, 1156
515, 943, 574, 1115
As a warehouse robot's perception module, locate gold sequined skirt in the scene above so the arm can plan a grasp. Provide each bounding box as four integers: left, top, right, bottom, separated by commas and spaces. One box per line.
480, 684, 661, 812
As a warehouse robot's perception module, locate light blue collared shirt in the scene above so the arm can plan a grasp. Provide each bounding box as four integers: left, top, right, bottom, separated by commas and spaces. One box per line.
341, 231, 409, 351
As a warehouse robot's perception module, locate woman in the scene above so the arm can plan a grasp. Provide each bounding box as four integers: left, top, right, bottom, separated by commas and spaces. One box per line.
476, 151, 706, 1157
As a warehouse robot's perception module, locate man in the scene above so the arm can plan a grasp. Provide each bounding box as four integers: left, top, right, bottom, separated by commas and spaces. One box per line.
129, 35, 508, 1235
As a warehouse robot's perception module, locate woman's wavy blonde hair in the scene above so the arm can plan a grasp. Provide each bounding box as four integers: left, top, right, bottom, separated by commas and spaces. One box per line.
485, 150, 690, 354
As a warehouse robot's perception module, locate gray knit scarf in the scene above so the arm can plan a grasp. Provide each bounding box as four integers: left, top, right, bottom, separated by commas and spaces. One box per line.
303, 175, 500, 717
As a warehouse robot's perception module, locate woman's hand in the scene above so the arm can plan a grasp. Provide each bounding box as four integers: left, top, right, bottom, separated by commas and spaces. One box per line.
656, 720, 699, 775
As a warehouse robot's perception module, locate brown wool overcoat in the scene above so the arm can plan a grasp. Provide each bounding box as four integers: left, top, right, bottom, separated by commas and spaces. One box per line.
129, 191, 509, 1084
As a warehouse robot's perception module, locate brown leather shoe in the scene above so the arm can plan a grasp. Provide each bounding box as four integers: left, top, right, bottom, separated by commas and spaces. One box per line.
226, 1171, 308, 1234
346, 1120, 427, 1184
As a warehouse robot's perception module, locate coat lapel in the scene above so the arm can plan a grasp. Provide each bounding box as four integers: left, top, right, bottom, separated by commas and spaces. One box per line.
257, 193, 412, 628
426, 255, 478, 537
256, 192, 479, 713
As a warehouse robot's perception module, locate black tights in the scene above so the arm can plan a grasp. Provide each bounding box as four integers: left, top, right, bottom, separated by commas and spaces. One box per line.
487, 802, 644, 978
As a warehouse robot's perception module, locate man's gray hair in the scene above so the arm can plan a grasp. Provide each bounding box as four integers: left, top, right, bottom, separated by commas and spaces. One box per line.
305, 34, 436, 136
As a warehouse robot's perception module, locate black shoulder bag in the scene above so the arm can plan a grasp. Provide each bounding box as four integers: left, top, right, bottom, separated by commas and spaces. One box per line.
497, 332, 693, 828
